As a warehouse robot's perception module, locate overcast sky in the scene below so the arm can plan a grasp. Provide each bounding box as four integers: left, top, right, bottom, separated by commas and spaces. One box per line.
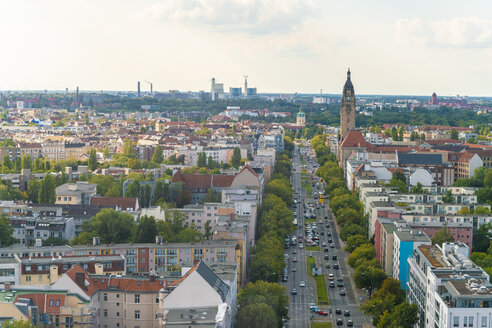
1, 0, 491, 96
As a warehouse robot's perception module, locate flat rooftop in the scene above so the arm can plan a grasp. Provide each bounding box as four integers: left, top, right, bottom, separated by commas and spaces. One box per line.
419, 245, 445, 268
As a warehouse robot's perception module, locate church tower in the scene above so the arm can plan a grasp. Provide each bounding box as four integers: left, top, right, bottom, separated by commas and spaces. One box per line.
340, 68, 356, 143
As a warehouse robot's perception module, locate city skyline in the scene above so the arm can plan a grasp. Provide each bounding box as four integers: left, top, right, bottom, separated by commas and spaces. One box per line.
1, 0, 492, 96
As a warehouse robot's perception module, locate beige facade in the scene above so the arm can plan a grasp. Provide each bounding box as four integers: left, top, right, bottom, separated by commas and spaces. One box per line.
98, 290, 163, 328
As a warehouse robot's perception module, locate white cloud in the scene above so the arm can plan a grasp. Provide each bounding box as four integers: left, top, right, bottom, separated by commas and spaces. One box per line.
141, 0, 318, 34
395, 16, 492, 47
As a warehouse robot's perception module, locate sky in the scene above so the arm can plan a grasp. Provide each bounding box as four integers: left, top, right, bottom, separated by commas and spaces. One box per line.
1, 0, 492, 96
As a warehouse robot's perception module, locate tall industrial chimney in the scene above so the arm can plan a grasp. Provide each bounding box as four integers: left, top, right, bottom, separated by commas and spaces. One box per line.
244, 77, 248, 99
137, 81, 141, 97
211, 78, 216, 101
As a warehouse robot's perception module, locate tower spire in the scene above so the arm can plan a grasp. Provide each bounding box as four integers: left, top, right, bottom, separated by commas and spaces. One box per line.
347, 68, 351, 79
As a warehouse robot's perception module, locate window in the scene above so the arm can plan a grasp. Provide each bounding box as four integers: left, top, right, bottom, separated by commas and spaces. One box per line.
134, 310, 140, 319
482, 317, 487, 327
469, 316, 473, 327
103, 309, 107, 317
141, 249, 145, 254
38, 275, 43, 282
116, 324, 120, 328
56, 300, 60, 307
141, 258, 145, 263
25, 265, 31, 272
454, 317, 459, 327
155, 296, 159, 303
116, 294, 120, 298
116, 312, 120, 317
116, 302, 119, 307
26, 276, 31, 282
103, 294, 107, 301
50, 300, 54, 307
135, 294, 140, 303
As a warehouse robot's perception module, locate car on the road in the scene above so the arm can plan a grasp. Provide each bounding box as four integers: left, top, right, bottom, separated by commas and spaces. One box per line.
291, 289, 297, 295
340, 289, 346, 296
336, 318, 343, 325
329, 281, 335, 288
282, 275, 287, 282
292, 267, 297, 272
292, 257, 298, 263
324, 255, 330, 260
320, 231, 324, 235
328, 273, 334, 280
299, 244, 304, 249
318, 310, 328, 316
335, 308, 342, 315
344, 310, 350, 316
337, 279, 344, 287
332, 255, 337, 260
322, 242, 327, 247
325, 262, 330, 268
347, 319, 353, 326
326, 224, 330, 228
300, 281, 306, 287
293, 249, 297, 254
328, 238, 333, 243
324, 248, 329, 252
334, 263, 339, 269
330, 243, 335, 248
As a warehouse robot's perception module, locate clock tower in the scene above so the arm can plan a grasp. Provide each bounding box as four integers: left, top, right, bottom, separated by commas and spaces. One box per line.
340, 68, 356, 143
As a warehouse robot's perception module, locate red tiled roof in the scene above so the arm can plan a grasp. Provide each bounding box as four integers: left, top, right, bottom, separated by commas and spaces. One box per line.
426, 139, 462, 145
90, 197, 138, 210
239, 164, 258, 178
340, 130, 372, 148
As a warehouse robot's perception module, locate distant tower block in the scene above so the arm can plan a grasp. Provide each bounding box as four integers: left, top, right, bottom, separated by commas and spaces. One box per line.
339, 68, 356, 143
432, 92, 438, 105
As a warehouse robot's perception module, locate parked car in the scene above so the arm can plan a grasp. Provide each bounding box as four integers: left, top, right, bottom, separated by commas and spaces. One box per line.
318, 310, 328, 316
291, 289, 298, 295
347, 319, 353, 326
344, 310, 350, 316
340, 289, 346, 296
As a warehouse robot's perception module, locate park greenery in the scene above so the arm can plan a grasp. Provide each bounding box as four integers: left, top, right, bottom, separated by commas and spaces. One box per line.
312, 133, 418, 328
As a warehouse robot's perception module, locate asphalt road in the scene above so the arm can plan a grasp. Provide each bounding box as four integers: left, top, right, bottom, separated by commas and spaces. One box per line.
284, 142, 366, 328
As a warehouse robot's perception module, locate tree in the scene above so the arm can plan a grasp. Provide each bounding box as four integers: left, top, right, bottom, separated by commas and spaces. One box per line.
237, 280, 289, 327
125, 180, 140, 198
103, 144, 110, 159
450, 128, 459, 140
27, 179, 40, 203
473, 223, 492, 252
38, 175, 56, 204
197, 152, 207, 168
235, 303, 276, 328
80, 208, 135, 244
348, 243, 376, 268
377, 303, 418, 328
336, 208, 363, 227
340, 223, 366, 241
0, 215, 17, 247
442, 189, 454, 203
204, 221, 212, 240
150, 145, 163, 164
354, 265, 387, 296
431, 227, 455, 246
409, 182, 424, 194
473, 206, 491, 215
21, 155, 32, 170
330, 194, 362, 216
0, 320, 35, 328
265, 177, 293, 207
135, 215, 158, 243
2, 155, 12, 173
88, 149, 97, 171
231, 147, 241, 168
202, 188, 221, 203
361, 278, 407, 326
345, 234, 369, 253
123, 139, 135, 158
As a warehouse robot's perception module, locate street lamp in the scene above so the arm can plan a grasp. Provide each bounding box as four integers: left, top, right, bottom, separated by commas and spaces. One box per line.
360, 272, 374, 297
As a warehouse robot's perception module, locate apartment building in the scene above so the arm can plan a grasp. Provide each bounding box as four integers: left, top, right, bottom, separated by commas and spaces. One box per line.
10, 217, 75, 245
0, 240, 240, 277
392, 229, 431, 290
55, 182, 97, 205
407, 243, 492, 328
